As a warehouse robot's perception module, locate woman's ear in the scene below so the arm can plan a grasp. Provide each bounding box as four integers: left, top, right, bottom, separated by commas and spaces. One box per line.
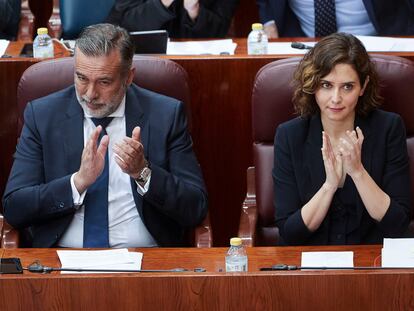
360, 76, 370, 96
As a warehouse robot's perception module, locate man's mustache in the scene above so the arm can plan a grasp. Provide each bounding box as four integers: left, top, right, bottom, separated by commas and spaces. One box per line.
80, 96, 101, 106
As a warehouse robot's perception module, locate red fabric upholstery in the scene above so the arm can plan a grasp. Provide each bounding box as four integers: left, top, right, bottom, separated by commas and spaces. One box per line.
252, 55, 414, 246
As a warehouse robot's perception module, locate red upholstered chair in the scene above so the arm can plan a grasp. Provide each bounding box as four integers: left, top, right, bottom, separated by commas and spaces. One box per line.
1, 56, 212, 248
239, 55, 414, 246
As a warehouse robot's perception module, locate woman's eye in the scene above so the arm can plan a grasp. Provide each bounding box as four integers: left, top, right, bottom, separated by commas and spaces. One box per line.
321, 82, 331, 89
343, 84, 353, 90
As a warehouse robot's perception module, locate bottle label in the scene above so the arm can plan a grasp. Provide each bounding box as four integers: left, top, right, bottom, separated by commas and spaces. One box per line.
225, 257, 248, 272
226, 263, 247, 272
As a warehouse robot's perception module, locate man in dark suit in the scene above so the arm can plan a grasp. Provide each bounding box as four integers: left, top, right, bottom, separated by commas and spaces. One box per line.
257, 0, 414, 38
2, 23, 208, 248
0, 0, 21, 40
106, 0, 239, 38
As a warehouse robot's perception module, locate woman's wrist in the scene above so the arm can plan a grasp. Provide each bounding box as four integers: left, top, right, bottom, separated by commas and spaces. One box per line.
322, 181, 337, 193
350, 166, 366, 181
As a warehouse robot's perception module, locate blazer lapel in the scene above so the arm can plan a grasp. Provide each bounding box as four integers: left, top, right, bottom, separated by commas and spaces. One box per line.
303, 115, 330, 240
63, 95, 84, 174
304, 115, 326, 194
354, 114, 373, 225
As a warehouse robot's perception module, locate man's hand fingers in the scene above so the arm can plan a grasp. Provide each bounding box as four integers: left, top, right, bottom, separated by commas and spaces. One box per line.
96, 135, 109, 158
132, 126, 141, 142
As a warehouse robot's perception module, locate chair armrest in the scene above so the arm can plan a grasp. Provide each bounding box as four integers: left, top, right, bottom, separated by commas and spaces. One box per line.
238, 166, 257, 247
0, 214, 3, 241
0, 215, 19, 248
194, 211, 213, 248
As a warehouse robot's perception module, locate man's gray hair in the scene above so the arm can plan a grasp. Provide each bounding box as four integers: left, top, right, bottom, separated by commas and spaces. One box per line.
75, 23, 134, 75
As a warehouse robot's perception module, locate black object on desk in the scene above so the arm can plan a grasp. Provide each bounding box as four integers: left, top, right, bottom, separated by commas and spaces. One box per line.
0, 258, 23, 274
20, 43, 33, 57
291, 42, 313, 50
130, 30, 168, 54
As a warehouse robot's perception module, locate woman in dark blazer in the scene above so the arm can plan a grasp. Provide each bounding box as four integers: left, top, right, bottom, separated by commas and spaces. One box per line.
273, 33, 411, 246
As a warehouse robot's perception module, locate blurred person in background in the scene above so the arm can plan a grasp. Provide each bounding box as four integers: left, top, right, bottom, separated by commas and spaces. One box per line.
106, 0, 239, 38
257, 0, 414, 38
0, 0, 21, 40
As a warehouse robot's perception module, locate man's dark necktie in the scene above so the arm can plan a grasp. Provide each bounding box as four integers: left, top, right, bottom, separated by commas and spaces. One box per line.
314, 0, 337, 37
83, 117, 113, 247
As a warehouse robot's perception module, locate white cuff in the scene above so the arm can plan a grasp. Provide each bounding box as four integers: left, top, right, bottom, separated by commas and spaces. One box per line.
71, 173, 87, 206
264, 20, 276, 27
135, 174, 151, 196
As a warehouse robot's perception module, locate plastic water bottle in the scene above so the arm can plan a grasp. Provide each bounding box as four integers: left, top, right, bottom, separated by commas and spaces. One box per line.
247, 23, 268, 55
33, 27, 54, 58
225, 237, 248, 272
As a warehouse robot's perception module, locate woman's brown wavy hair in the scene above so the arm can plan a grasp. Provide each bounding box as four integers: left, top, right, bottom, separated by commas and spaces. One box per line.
292, 33, 382, 117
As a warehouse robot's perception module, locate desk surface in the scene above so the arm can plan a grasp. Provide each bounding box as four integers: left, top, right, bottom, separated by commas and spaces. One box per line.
5, 38, 414, 59
1, 245, 414, 311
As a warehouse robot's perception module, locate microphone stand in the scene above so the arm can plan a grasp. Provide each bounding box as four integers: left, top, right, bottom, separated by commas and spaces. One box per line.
260, 264, 414, 271
25, 261, 205, 274
290, 42, 313, 50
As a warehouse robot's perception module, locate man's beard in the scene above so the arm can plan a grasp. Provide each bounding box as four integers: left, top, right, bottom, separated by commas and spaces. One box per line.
77, 85, 126, 118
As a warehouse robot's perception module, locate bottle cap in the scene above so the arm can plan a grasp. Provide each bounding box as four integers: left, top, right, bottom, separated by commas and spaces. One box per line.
37, 28, 48, 35
230, 237, 242, 246
252, 23, 263, 31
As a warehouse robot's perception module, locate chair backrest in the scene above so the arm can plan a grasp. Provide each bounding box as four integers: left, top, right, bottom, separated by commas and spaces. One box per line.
252, 55, 414, 246
59, 0, 115, 39
17, 56, 191, 135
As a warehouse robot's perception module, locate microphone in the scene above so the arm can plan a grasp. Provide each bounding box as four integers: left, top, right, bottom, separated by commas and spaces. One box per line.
291, 42, 313, 50
26, 261, 205, 274
260, 264, 414, 271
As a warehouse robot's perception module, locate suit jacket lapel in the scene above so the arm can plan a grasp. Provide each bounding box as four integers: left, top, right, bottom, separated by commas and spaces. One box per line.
63, 94, 84, 174
125, 86, 149, 157
125, 86, 149, 216
362, 0, 378, 31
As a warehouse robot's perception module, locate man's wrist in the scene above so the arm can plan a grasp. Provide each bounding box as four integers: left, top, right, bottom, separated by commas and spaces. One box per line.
135, 160, 151, 184
73, 172, 89, 194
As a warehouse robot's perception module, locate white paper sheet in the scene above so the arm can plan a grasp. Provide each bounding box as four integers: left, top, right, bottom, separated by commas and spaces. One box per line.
356, 35, 414, 52
301, 251, 354, 268
383, 238, 414, 249
269, 36, 414, 56
391, 38, 414, 52
382, 238, 414, 267
0, 40, 9, 57
355, 35, 396, 52
167, 39, 237, 55
57, 248, 143, 273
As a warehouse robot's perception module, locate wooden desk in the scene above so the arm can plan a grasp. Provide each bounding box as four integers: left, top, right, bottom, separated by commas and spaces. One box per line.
2, 41, 414, 246
1, 245, 413, 310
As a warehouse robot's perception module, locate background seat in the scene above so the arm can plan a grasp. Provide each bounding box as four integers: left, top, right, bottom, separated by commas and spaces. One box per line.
60, 0, 115, 39
1, 56, 212, 248
239, 55, 414, 246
